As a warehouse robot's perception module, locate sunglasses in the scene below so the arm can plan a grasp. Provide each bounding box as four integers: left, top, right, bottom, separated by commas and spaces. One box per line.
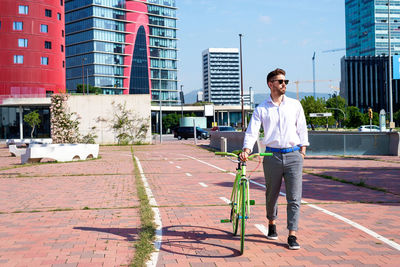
272, 79, 289, 85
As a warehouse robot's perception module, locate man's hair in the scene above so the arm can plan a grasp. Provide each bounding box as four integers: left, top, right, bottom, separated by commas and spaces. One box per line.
267, 68, 286, 83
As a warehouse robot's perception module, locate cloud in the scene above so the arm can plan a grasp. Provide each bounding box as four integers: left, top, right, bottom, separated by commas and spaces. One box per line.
259, 15, 272, 24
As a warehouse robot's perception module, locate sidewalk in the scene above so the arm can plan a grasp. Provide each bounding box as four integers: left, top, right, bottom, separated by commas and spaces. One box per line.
0, 146, 139, 267
134, 141, 400, 267
0, 141, 399, 266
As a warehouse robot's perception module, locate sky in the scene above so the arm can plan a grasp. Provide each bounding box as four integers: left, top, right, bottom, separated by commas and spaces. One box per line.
176, 0, 346, 96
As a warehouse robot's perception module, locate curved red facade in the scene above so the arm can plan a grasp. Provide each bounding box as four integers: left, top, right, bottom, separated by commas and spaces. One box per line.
0, 0, 66, 103
124, 0, 151, 95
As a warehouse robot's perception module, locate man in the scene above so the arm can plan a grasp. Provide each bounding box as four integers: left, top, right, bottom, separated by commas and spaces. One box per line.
239, 68, 309, 250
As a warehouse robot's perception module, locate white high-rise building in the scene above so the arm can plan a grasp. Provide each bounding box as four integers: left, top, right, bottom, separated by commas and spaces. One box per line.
202, 48, 240, 105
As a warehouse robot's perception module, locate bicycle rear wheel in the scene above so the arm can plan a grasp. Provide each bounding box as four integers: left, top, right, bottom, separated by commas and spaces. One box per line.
240, 180, 247, 254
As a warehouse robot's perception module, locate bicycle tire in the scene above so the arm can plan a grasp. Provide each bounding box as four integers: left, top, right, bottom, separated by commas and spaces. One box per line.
231, 181, 239, 236
240, 180, 247, 255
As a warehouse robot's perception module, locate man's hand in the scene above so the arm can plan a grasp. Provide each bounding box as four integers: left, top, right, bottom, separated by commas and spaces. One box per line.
239, 149, 251, 161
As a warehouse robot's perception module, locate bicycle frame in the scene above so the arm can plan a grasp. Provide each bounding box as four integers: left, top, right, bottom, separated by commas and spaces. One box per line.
216, 151, 272, 254
231, 160, 251, 219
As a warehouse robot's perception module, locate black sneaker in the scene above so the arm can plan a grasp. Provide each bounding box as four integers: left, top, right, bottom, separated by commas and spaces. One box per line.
288, 235, 300, 250
267, 224, 278, 240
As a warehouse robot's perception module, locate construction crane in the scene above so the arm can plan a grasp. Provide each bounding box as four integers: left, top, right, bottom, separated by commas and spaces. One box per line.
322, 48, 346, 53
293, 80, 337, 100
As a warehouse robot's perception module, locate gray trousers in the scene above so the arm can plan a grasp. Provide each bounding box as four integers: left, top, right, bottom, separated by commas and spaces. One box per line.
262, 150, 303, 231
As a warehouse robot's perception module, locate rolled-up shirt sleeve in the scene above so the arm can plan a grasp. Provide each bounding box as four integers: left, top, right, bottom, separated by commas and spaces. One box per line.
243, 107, 262, 152
296, 103, 310, 147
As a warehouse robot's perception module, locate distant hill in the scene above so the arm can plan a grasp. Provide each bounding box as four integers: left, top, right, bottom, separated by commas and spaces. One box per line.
184, 90, 199, 104
184, 90, 330, 105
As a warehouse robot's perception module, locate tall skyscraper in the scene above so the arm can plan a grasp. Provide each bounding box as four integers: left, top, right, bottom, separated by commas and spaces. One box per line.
65, 0, 178, 104
345, 0, 400, 56
202, 48, 240, 105
147, 0, 178, 105
0, 0, 66, 103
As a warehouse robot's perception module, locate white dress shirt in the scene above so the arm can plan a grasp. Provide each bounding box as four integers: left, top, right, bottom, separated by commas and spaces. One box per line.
243, 95, 309, 152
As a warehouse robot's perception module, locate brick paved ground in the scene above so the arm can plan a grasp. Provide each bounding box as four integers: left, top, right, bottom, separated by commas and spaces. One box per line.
134, 140, 400, 267
0, 145, 139, 267
1, 139, 400, 267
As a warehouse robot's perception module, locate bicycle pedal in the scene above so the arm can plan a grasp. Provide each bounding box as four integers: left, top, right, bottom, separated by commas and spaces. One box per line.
220, 219, 231, 223
250, 200, 255, 205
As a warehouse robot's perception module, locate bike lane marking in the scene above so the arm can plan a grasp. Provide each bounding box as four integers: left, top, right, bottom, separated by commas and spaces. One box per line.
182, 154, 400, 251
185, 173, 192, 177
219, 197, 231, 204
134, 156, 162, 267
199, 182, 208, 188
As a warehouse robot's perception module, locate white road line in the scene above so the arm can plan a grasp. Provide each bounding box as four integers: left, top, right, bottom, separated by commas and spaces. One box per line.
182, 154, 400, 251
134, 156, 162, 267
169, 161, 173, 164
176, 166, 181, 169
199, 182, 208, 188
219, 197, 230, 204
255, 224, 269, 237
185, 173, 192, 177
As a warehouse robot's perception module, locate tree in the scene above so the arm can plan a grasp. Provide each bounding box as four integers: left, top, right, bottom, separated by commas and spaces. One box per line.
326, 94, 346, 126
300, 96, 333, 128
394, 109, 400, 127
162, 113, 180, 133
110, 101, 149, 145
344, 106, 364, 128
24, 110, 41, 138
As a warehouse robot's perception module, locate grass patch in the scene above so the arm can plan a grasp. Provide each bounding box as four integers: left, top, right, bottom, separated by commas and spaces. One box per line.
130, 146, 156, 267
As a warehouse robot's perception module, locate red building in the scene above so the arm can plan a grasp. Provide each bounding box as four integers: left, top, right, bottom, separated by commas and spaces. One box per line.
0, 0, 66, 103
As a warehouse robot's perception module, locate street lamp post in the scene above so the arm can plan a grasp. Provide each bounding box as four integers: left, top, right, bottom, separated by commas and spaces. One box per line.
81, 58, 85, 95
388, 0, 394, 126
239, 33, 245, 131
312, 52, 316, 99
180, 85, 184, 119
159, 90, 162, 144
86, 68, 89, 95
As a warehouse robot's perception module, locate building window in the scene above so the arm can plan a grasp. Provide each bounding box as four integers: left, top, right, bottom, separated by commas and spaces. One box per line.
18, 5, 29, 15
13, 22, 23, 31
41, 57, 49, 65
18, 39, 28, 47
61, 45, 64, 52
40, 24, 48, 33
45, 9, 52, 17
62, 60, 65, 68
45, 41, 52, 49
62, 30, 64, 37
57, 13, 61, 20
60, 0, 63, 6
13, 55, 23, 64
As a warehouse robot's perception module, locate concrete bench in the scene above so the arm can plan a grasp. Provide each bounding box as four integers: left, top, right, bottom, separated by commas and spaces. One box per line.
21, 144, 99, 164
6, 138, 53, 147
9, 145, 27, 157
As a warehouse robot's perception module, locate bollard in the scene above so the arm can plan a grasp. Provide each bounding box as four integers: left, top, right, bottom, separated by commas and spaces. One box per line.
221, 137, 227, 153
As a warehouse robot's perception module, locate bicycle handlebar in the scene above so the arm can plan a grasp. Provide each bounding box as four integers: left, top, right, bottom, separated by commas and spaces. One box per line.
215, 151, 273, 159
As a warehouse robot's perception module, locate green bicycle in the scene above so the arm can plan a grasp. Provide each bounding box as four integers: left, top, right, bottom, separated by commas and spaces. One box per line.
216, 151, 272, 255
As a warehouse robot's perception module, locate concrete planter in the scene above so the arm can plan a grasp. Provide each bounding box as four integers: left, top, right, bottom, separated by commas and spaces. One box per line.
21, 144, 100, 164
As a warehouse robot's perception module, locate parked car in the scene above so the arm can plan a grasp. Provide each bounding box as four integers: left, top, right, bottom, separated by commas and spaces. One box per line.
210, 126, 236, 132
174, 126, 209, 140
358, 125, 380, 132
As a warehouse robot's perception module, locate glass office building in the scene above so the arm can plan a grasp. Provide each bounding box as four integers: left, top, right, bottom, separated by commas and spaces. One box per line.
65, 0, 178, 104
147, 0, 178, 105
345, 0, 400, 56
202, 48, 240, 105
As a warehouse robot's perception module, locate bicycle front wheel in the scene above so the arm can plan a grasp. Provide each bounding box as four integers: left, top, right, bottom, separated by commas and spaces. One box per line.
240, 180, 247, 254
231, 182, 239, 236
